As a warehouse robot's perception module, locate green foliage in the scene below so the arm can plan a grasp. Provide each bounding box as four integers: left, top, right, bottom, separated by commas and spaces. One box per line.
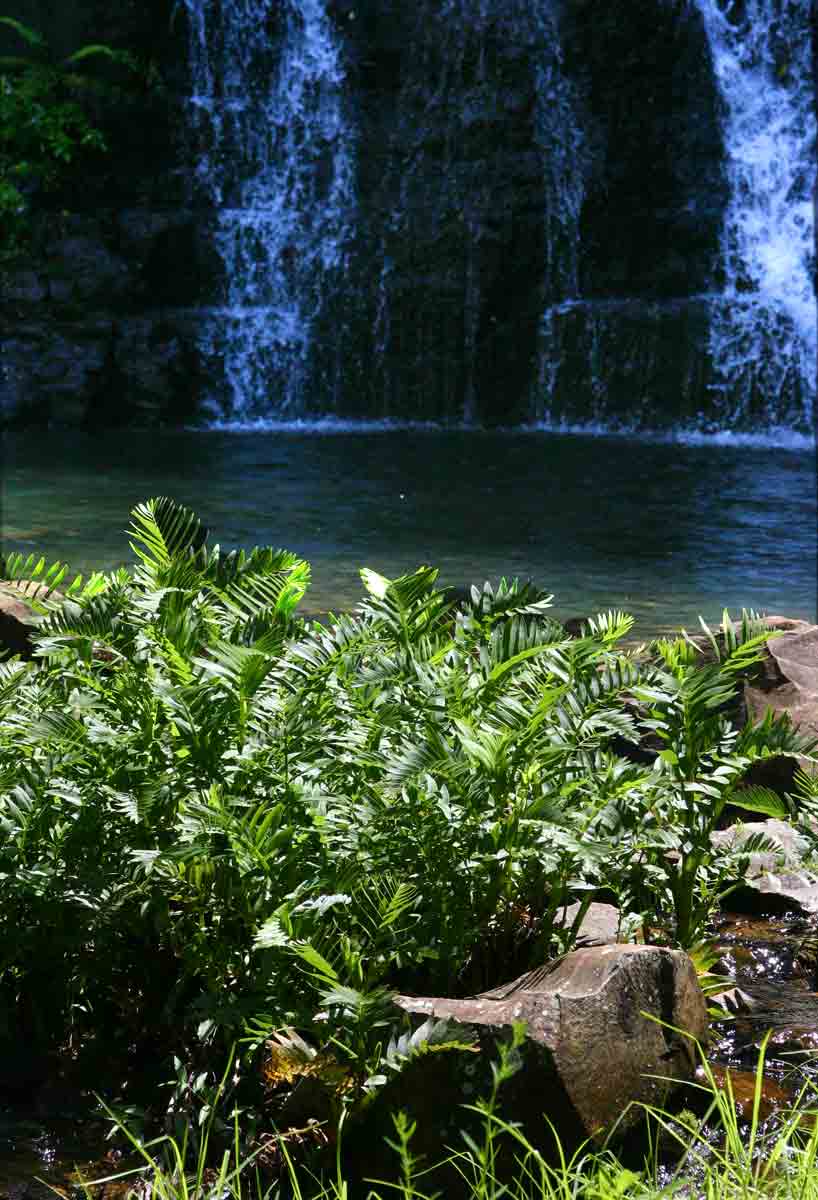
93, 1033, 818, 1200
586, 613, 818, 946
0, 497, 814, 1139
0, 16, 137, 257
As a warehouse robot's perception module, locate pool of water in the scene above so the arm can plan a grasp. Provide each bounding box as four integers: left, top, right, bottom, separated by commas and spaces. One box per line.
2, 428, 815, 638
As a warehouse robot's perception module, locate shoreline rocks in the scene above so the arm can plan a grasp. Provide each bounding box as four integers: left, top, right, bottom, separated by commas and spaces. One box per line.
385, 945, 706, 1150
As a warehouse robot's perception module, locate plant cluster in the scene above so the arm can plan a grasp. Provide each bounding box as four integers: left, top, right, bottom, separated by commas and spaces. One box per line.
0, 497, 815, 1141
0, 17, 138, 258
91, 1029, 818, 1200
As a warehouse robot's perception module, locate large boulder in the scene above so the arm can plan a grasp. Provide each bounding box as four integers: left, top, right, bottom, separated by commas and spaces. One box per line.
745, 618, 818, 742
351, 945, 706, 1183
0, 582, 52, 659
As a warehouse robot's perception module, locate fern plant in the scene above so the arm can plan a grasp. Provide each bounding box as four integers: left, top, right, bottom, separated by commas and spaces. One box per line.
589, 614, 818, 946
0, 496, 815, 1142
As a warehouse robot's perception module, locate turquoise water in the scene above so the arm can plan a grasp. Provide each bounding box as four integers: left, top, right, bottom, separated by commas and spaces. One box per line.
2, 428, 815, 638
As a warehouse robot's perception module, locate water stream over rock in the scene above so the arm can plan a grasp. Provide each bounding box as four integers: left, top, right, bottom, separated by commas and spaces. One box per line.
182, 0, 356, 419
1, 0, 813, 431
695, 0, 816, 429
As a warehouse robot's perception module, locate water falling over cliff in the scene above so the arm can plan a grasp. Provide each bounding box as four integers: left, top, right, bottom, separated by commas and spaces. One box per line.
182, 0, 355, 418
695, 0, 816, 429
179, 0, 815, 434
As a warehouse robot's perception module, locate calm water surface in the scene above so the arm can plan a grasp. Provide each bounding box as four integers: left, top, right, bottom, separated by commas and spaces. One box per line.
2, 430, 815, 638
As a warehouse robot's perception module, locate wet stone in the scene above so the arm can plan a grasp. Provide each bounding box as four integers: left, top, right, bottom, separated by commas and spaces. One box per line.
700, 1064, 791, 1123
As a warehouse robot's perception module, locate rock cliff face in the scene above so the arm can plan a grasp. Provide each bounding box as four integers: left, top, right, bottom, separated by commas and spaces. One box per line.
0, 212, 212, 428
534, 0, 728, 429
0, 0, 203, 428
334, 0, 563, 425
332, 0, 727, 426
0, 0, 739, 429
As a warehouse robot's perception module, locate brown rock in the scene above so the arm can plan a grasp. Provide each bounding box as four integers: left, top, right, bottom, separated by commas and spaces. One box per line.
702, 1064, 790, 1122
383, 945, 706, 1159
0, 584, 42, 659
0, 581, 62, 660
745, 619, 818, 742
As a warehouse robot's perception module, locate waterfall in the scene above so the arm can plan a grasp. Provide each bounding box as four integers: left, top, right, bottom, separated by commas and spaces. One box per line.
182, 0, 355, 419
695, 0, 816, 428
177, 0, 815, 433
533, 9, 591, 417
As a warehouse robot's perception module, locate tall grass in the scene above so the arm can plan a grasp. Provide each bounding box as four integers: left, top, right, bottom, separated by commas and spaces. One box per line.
71, 1034, 818, 1200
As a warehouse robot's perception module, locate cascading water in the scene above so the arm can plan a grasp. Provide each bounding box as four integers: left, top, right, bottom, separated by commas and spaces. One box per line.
182, 0, 355, 419
534, 11, 591, 413
695, 0, 816, 429
178, 0, 815, 435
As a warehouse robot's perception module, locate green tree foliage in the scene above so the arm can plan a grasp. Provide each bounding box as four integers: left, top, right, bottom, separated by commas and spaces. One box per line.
0, 16, 137, 257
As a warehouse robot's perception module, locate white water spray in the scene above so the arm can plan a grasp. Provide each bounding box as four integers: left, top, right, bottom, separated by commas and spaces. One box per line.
182, 0, 355, 417
695, 0, 816, 425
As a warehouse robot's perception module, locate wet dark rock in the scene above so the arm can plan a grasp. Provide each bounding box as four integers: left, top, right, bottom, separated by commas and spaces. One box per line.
561, 0, 726, 301
0, 280, 203, 429
376, 944, 706, 1170
42, 231, 131, 307
535, 296, 717, 429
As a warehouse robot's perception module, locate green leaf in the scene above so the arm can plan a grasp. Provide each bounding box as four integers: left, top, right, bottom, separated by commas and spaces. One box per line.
292, 941, 339, 984
0, 18, 47, 49
727, 786, 790, 820
253, 917, 291, 949
360, 568, 390, 599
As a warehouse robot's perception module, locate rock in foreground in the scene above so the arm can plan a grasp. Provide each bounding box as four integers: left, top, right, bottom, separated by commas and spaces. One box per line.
352, 945, 707, 1183
0, 582, 52, 660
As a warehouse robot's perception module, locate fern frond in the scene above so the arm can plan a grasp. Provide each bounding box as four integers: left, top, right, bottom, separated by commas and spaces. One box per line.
0, 17, 47, 48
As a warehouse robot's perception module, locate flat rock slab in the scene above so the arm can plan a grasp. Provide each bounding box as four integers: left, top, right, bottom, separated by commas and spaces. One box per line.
392, 944, 706, 1148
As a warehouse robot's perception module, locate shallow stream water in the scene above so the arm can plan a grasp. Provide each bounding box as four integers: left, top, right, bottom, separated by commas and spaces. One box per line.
3, 428, 815, 639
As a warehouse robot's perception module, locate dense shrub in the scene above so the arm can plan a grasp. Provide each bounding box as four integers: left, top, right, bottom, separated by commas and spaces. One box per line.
0, 497, 814, 1119
0, 17, 138, 257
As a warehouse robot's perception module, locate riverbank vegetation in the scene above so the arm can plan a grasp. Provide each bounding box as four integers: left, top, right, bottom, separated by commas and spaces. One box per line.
1, 497, 817, 1186
88, 1033, 818, 1200
0, 15, 143, 259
